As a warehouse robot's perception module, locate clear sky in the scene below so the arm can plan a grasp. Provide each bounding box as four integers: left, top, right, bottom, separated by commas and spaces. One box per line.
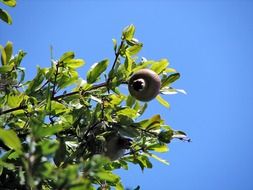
1, 0, 253, 190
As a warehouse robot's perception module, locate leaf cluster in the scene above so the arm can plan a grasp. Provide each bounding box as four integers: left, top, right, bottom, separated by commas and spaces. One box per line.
0, 25, 188, 189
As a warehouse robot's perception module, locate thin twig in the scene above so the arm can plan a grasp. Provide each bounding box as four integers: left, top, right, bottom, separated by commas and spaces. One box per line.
51, 62, 60, 99
53, 81, 107, 100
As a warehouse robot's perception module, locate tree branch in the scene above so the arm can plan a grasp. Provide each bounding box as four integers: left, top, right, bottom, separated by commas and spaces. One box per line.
0, 105, 27, 116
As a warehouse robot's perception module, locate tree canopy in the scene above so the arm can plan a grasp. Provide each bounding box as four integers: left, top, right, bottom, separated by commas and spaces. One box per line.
0, 1, 188, 189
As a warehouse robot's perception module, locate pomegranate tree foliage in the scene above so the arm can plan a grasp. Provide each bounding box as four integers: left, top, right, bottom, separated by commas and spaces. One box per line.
0, 0, 16, 25
0, 24, 188, 190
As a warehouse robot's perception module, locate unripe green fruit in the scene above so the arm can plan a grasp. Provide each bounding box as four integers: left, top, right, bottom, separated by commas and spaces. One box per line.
128, 69, 161, 102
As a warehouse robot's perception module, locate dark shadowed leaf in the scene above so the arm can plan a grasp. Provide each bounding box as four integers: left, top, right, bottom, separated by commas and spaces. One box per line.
0, 8, 12, 24
161, 73, 180, 88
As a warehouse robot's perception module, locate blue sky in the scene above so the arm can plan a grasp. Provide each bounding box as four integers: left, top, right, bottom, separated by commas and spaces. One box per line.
1, 0, 253, 190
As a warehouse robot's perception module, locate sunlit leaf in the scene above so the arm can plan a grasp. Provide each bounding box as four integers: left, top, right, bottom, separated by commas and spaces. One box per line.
126, 43, 143, 56
25, 67, 45, 94
156, 95, 170, 108
87, 59, 109, 83
150, 59, 169, 74
115, 181, 124, 190
0, 0, 16, 7
4, 41, 13, 64
137, 114, 162, 130
0, 45, 7, 65
124, 53, 132, 73
0, 128, 22, 153
66, 59, 85, 69
122, 24, 135, 41
48, 100, 68, 115
96, 171, 120, 183
0, 64, 13, 73
7, 93, 26, 108
147, 143, 168, 152
116, 107, 138, 119
59, 51, 75, 63
134, 155, 152, 171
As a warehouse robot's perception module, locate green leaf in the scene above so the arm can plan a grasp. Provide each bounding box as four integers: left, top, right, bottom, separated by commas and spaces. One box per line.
87, 59, 109, 83
0, 0, 16, 7
0, 64, 13, 73
138, 102, 147, 116
11, 50, 27, 67
150, 59, 169, 74
158, 130, 174, 143
0, 128, 22, 153
115, 182, 124, 190
0, 45, 7, 65
4, 41, 13, 63
0, 8, 12, 24
122, 24, 135, 41
118, 125, 140, 138
148, 153, 169, 165
66, 59, 85, 69
58, 70, 79, 89
134, 155, 152, 171
124, 53, 133, 73
147, 143, 168, 152
48, 100, 68, 115
96, 171, 120, 183
126, 95, 136, 108
112, 38, 117, 52
39, 139, 59, 156
126, 43, 143, 56
25, 67, 45, 94
156, 95, 170, 108
116, 107, 138, 119
109, 94, 125, 106
59, 51, 75, 63
137, 114, 162, 130
0, 160, 15, 171
161, 73, 180, 88
34, 124, 66, 138
7, 93, 25, 108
